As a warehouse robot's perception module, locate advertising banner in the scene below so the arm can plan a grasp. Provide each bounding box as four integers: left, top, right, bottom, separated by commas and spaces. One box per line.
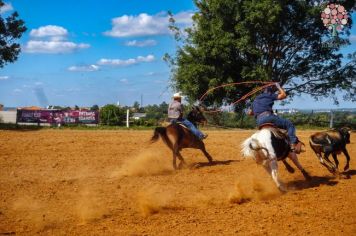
17, 109, 99, 124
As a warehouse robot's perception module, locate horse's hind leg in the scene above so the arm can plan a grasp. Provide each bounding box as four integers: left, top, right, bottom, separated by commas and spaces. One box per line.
264, 159, 286, 192
177, 152, 186, 169
342, 148, 350, 171
316, 152, 337, 174
172, 144, 180, 170
288, 152, 311, 180
331, 153, 339, 170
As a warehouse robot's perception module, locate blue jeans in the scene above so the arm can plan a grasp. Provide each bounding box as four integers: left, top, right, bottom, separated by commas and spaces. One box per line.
170, 118, 205, 139
256, 114, 297, 144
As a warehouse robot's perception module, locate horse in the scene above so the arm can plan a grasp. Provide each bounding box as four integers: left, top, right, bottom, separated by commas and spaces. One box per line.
150, 106, 213, 170
241, 125, 311, 192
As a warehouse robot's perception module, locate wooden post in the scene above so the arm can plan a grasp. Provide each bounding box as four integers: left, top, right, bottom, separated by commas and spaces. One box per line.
126, 109, 129, 128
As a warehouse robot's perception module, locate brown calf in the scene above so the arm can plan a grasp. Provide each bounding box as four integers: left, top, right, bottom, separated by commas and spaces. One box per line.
309, 127, 351, 174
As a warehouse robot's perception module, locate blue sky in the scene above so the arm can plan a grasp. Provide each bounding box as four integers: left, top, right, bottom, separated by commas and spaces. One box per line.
0, 0, 355, 109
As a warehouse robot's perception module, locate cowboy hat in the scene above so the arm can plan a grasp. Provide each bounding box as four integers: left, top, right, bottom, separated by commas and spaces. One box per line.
173, 92, 182, 98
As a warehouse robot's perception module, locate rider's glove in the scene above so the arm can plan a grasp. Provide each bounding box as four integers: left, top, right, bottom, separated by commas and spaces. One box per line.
275, 82, 282, 90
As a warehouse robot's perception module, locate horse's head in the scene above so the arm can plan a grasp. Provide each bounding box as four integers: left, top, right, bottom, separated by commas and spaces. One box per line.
187, 105, 207, 126
338, 127, 351, 144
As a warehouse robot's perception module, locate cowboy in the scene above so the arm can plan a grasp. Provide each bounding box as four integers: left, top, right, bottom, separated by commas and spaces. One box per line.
248, 83, 303, 153
168, 92, 207, 140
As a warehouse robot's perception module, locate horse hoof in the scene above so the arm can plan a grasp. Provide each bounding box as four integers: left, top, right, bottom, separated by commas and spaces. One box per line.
344, 165, 349, 171
278, 186, 287, 193
301, 170, 312, 180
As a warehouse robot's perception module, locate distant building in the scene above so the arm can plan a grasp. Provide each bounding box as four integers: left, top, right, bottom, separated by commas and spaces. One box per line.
276, 108, 299, 114
0, 104, 3, 111
18, 106, 42, 110
132, 113, 146, 120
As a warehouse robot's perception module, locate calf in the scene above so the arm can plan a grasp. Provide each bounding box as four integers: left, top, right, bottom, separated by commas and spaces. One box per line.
309, 127, 351, 174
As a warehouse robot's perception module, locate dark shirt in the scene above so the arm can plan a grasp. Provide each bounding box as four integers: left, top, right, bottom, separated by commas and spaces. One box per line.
252, 92, 278, 117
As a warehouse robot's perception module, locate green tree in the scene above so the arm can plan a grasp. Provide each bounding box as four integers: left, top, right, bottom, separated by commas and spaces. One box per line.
99, 104, 126, 125
0, 1, 27, 68
90, 104, 99, 111
132, 101, 140, 112
168, 0, 356, 106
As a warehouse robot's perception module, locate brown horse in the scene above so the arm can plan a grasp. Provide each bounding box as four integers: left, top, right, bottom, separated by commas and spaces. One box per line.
150, 106, 213, 169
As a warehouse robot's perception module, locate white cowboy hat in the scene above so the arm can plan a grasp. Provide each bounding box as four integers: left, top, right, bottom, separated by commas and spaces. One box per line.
173, 92, 182, 98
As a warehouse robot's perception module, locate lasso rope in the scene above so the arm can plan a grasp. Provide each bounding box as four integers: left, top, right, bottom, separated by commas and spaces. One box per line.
199, 81, 275, 113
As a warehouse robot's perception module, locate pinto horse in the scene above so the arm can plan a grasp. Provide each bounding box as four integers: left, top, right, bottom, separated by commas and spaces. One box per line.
150, 106, 213, 170
242, 126, 311, 192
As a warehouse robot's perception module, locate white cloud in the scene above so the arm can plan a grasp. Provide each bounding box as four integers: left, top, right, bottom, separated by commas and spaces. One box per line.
24, 40, 90, 54
0, 2, 13, 13
68, 64, 100, 72
120, 78, 128, 83
24, 25, 90, 54
125, 39, 157, 47
104, 11, 193, 37
137, 55, 155, 62
30, 25, 68, 39
97, 54, 155, 67
0, 76, 9, 80
13, 88, 22, 93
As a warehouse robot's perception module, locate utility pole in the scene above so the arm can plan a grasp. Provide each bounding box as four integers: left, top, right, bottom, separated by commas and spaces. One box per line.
140, 94, 143, 108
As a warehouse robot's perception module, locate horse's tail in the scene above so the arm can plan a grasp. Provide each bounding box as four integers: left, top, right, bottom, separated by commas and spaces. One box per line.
241, 137, 269, 158
150, 127, 174, 149
309, 135, 324, 147
151, 127, 166, 143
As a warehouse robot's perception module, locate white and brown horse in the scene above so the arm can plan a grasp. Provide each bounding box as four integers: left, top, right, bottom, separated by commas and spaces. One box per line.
242, 127, 311, 192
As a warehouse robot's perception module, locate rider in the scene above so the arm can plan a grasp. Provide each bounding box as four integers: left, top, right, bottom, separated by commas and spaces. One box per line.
248, 83, 303, 154
168, 92, 207, 140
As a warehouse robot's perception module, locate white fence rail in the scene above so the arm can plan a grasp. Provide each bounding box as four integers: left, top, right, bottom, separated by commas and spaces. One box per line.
0, 111, 17, 124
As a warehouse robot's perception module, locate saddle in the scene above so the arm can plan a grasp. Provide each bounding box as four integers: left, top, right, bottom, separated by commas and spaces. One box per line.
177, 122, 189, 129
258, 122, 304, 154
163, 119, 189, 130
258, 122, 277, 130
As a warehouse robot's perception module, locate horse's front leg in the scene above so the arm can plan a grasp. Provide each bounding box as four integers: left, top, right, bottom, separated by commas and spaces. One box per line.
288, 152, 311, 180
200, 144, 213, 163
282, 159, 295, 173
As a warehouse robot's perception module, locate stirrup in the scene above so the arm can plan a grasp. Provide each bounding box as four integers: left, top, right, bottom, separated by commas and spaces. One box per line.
291, 141, 304, 154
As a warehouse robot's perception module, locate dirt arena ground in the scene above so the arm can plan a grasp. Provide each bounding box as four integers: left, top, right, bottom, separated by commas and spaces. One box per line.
0, 129, 355, 235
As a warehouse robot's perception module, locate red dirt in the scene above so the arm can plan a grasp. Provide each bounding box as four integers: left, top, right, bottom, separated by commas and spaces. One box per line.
0, 129, 355, 235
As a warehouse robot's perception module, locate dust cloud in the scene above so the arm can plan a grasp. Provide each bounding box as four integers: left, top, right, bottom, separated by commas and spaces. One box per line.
229, 173, 280, 204
76, 188, 108, 224
136, 186, 172, 217
113, 149, 173, 177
